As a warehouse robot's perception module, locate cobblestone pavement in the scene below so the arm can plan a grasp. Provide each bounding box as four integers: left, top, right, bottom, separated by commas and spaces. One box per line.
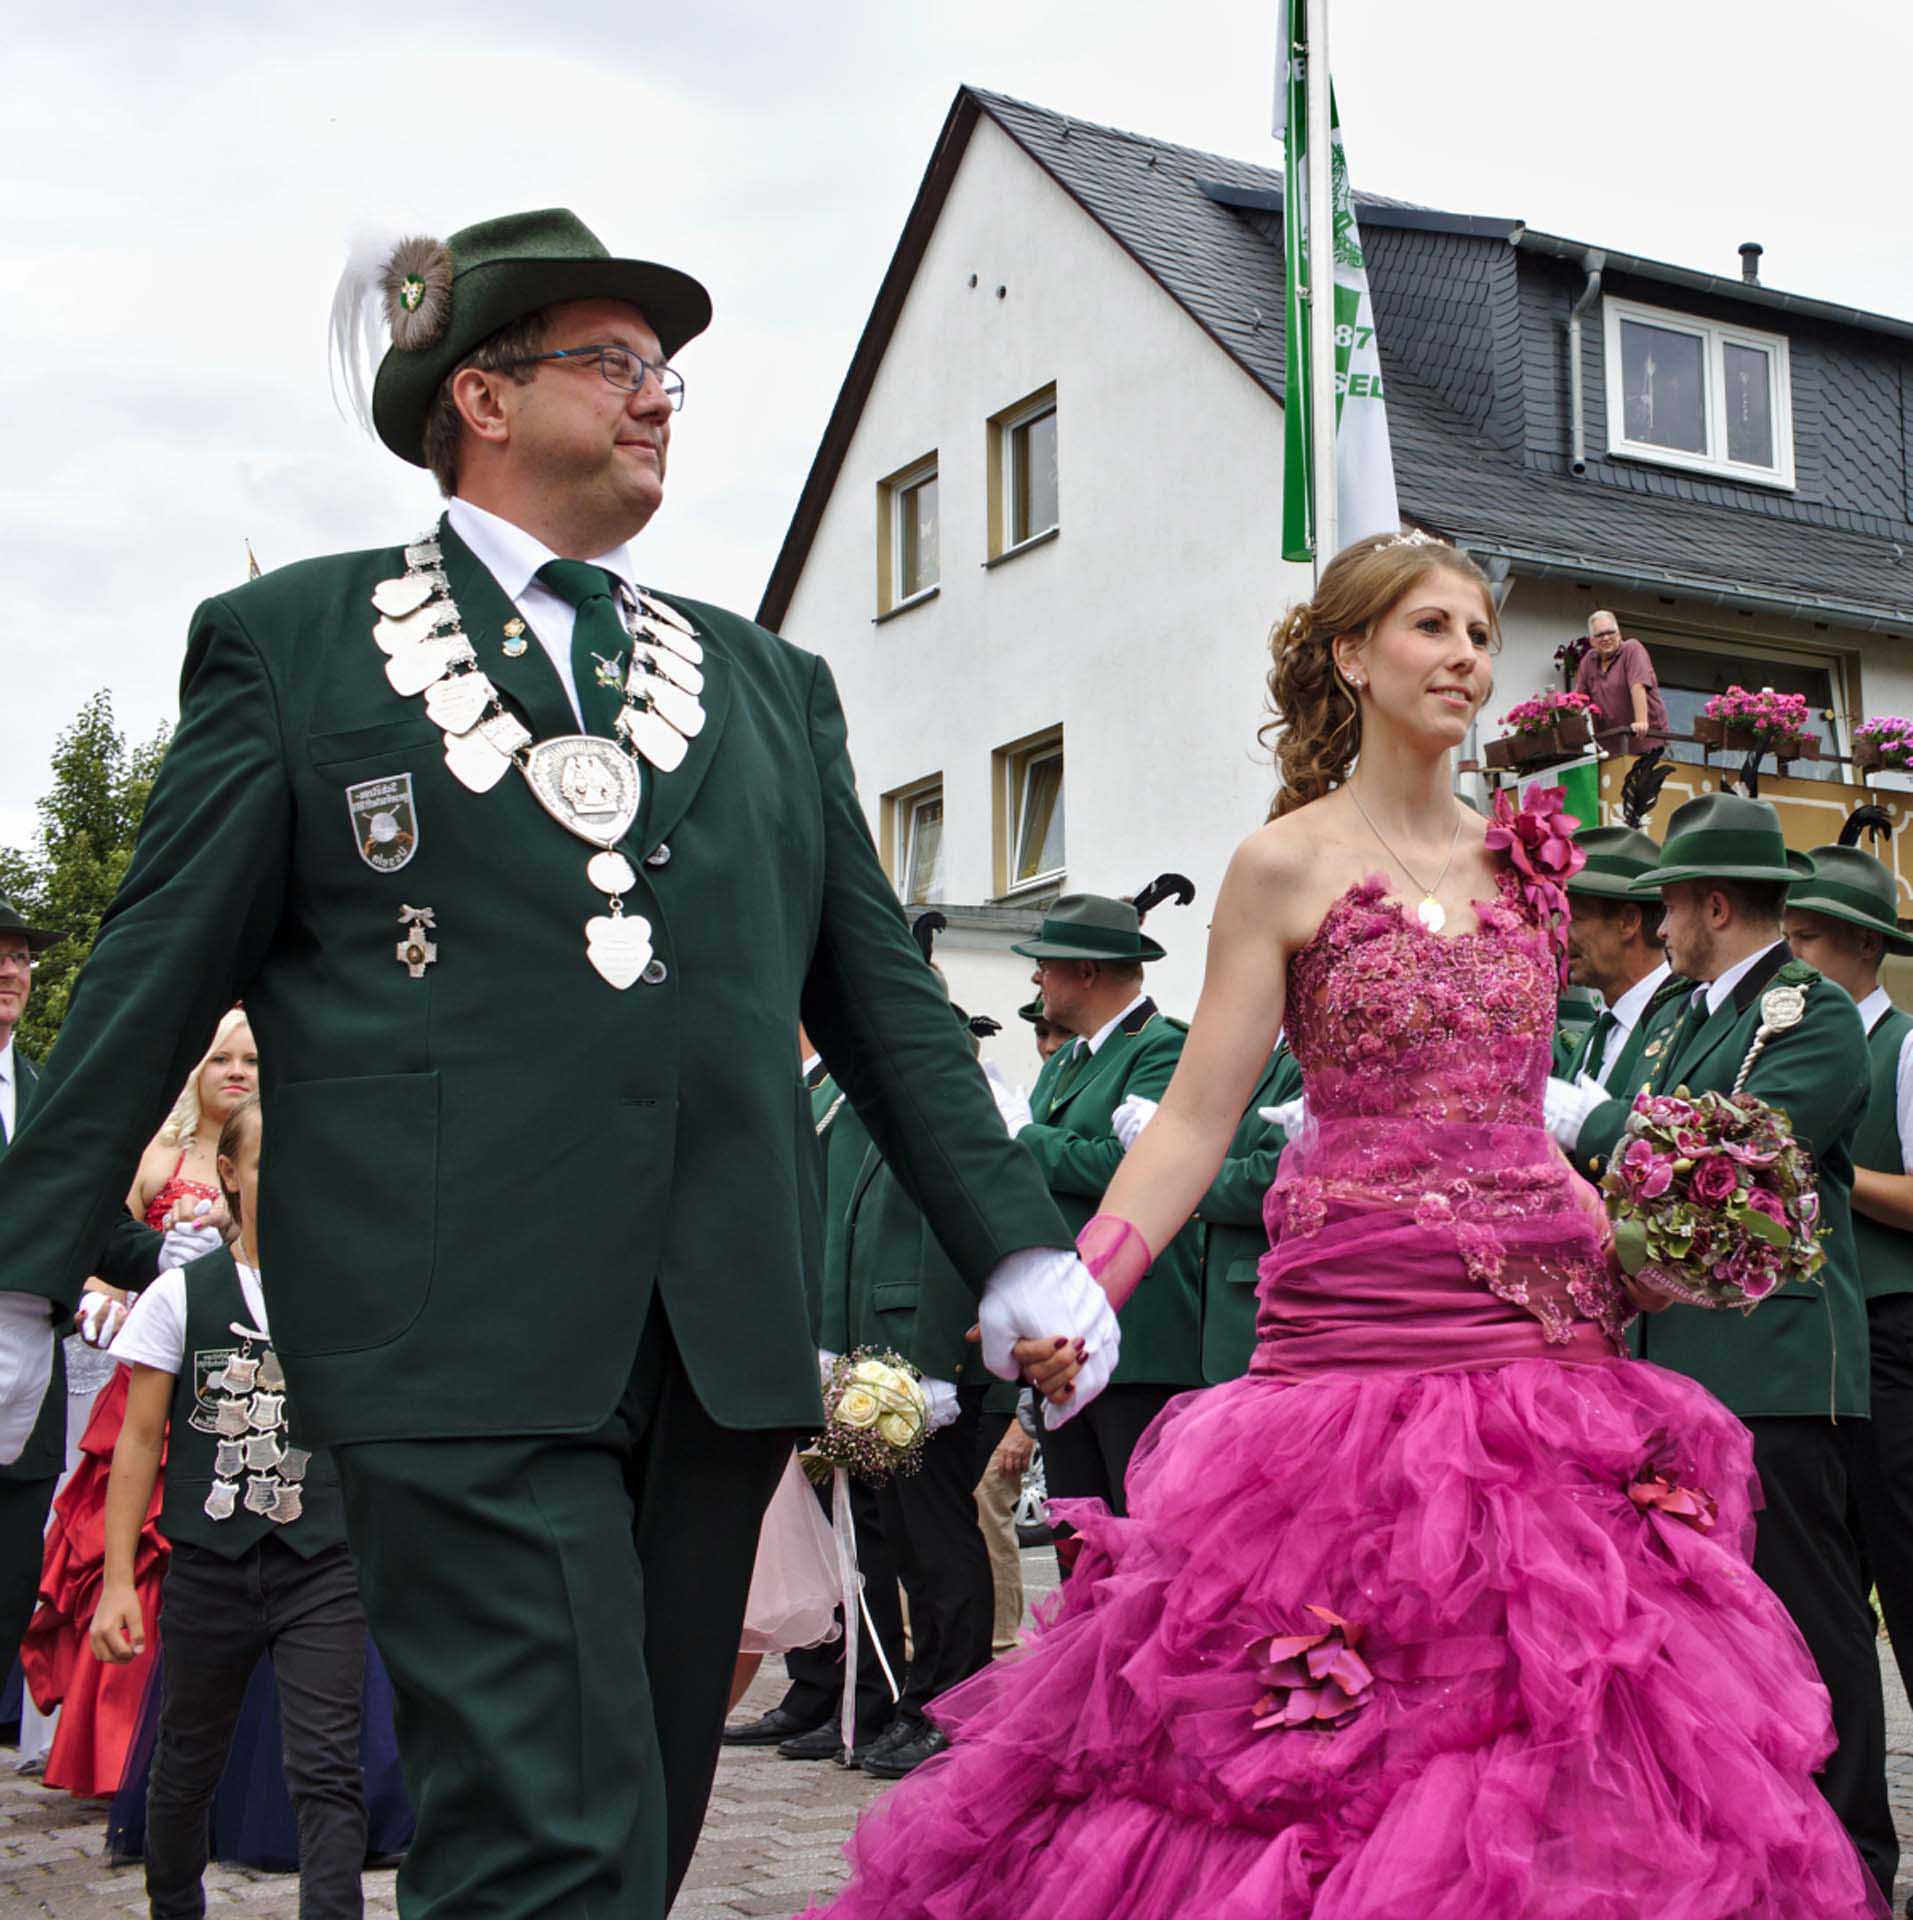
5, 1551, 1912, 1917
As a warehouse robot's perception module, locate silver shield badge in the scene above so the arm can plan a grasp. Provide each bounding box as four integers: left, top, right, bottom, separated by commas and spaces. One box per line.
346, 774, 420, 873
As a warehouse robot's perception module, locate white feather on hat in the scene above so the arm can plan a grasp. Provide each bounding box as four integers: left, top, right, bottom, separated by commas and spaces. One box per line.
327, 227, 455, 437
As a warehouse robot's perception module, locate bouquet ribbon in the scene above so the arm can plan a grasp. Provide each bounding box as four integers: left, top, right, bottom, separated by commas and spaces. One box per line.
833, 1467, 900, 1764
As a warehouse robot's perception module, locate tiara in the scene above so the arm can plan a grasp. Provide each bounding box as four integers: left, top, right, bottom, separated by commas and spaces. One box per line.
1382, 528, 1445, 550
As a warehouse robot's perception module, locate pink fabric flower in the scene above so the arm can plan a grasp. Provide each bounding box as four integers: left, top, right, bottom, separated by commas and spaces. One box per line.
1689, 1156, 1740, 1206
1484, 788, 1584, 983
1249, 1606, 1376, 1731
1628, 1470, 1718, 1533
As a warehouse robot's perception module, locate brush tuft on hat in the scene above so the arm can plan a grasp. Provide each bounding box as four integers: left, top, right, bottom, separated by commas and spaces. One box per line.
382, 236, 455, 351
327, 225, 446, 438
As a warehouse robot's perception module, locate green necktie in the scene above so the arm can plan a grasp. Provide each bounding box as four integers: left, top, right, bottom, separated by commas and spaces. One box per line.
1652, 993, 1709, 1091
1047, 1038, 1091, 1106
537, 560, 629, 739
1581, 1009, 1619, 1081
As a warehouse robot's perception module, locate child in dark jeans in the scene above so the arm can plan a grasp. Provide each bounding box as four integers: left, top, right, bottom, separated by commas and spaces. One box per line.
91, 1095, 367, 1919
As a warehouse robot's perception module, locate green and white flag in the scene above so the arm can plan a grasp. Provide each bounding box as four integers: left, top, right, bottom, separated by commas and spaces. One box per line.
1277, 1, 1399, 562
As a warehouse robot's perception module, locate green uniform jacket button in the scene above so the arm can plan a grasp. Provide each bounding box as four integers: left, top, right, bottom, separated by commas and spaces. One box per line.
641, 958, 668, 985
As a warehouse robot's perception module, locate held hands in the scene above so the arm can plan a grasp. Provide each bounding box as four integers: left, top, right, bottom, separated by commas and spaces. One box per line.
88, 1584, 146, 1664
974, 1247, 1121, 1428
1111, 1095, 1158, 1152
982, 1060, 1033, 1137
157, 1197, 230, 1274
74, 1283, 132, 1350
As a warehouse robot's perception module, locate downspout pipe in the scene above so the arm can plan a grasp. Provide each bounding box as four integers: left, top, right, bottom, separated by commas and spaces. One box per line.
1566, 248, 1606, 476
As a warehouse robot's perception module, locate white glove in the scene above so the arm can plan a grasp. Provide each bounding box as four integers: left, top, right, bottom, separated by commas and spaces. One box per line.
920, 1377, 961, 1432
982, 1059, 1033, 1137
1111, 1095, 1158, 1152
76, 1290, 134, 1350
977, 1247, 1120, 1429
1543, 1074, 1610, 1152
158, 1200, 223, 1274
817, 1348, 839, 1382
1256, 1096, 1308, 1136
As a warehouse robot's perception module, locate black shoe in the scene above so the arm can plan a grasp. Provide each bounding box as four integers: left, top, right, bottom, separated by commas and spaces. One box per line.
859, 1723, 950, 1778
857, 1717, 915, 1761
777, 1720, 896, 1766
723, 1706, 822, 1746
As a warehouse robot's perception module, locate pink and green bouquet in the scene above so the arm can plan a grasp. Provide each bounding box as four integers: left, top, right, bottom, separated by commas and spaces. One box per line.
1702, 685, 1815, 753
1601, 1089, 1825, 1312
802, 1348, 929, 1485
1853, 716, 1913, 771
1499, 689, 1596, 738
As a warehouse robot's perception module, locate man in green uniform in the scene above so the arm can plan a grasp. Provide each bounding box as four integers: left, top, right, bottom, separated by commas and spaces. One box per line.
0, 212, 1110, 1919
1546, 794, 1895, 1900
1557, 825, 1686, 1092
993, 894, 1202, 1522
1783, 844, 1913, 1713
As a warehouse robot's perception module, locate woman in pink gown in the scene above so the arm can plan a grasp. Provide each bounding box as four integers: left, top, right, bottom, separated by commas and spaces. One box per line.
802, 534, 1886, 1918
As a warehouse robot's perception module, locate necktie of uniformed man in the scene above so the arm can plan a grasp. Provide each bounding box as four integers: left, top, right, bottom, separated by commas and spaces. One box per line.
536, 560, 629, 739
1581, 1009, 1619, 1082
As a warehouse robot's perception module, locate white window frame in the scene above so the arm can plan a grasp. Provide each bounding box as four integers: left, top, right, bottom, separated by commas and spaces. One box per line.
876, 453, 939, 615
987, 383, 1060, 562
1602, 296, 1794, 490
899, 785, 945, 905
994, 729, 1065, 898
1004, 395, 1059, 548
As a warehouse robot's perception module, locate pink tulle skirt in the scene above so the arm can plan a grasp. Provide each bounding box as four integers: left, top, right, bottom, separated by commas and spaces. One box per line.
801, 1351, 1886, 1916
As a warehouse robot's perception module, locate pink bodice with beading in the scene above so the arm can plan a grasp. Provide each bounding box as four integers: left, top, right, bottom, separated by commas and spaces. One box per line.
1254, 865, 1634, 1367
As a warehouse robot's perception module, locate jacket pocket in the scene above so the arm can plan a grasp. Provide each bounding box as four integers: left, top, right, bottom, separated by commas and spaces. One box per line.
260, 1071, 438, 1355
872, 1280, 921, 1313
308, 719, 442, 770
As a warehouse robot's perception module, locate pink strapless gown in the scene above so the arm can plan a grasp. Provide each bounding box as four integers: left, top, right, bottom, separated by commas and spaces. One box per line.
801, 870, 1886, 1918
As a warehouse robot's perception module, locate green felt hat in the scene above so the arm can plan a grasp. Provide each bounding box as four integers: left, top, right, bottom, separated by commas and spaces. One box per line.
0, 896, 57, 953
1567, 826, 1663, 900
1011, 894, 1165, 964
1017, 995, 1050, 1026
367, 209, 713, 467
1626, 793, 1804, 893
1787, 845, 1913, 954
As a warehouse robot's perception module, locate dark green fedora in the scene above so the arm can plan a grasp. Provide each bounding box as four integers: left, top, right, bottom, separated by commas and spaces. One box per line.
0, 895, 57, 953
369, 209, 713, 467
1787, 845, 1913, 954
1011, 893, 1165, 964
1626, 793, 1804, 894
1567, 825, 1662, 900
1017, 995, 1049, 1025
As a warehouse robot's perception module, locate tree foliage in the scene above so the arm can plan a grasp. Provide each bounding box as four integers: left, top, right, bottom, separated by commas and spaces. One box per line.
0, 690, 169, 1058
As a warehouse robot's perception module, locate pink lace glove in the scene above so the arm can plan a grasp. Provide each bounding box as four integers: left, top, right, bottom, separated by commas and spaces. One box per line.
1076, 1213, 1153, 1312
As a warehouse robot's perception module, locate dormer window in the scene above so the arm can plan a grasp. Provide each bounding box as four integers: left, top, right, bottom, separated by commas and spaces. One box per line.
1602, 296, 1793, 489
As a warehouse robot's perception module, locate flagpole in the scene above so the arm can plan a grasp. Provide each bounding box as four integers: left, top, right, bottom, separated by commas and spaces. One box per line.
1305, 0, 1338, 577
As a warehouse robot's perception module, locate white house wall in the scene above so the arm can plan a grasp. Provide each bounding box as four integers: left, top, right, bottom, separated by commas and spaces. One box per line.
779, 114, 1311, 1069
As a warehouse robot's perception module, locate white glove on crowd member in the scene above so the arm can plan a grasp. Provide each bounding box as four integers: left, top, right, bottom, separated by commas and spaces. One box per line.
982, 1059, 1033, 1137
1543, 1075, 1610, 1152
158, 1199, 224, 1273
1257, 1096, 1308, 1136
977, 1247, 1120, 1430
817, 1348, 839, 1381
1111, 1095, 1158, 1152
76, 1288, 135, 1350
920, 1377, 961, 1432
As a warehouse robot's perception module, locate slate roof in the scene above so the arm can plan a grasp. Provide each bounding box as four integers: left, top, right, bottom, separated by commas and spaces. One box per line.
759, 86, 1913, 634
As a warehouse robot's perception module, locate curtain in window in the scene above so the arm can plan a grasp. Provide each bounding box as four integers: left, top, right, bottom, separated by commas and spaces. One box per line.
1016, 755, 1064, 881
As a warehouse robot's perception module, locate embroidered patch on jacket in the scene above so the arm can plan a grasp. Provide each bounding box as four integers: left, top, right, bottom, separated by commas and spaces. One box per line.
346, 773, 420, 873
188, 1347, 237, 1435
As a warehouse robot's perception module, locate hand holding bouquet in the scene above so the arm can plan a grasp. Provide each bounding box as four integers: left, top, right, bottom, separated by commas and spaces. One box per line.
1601, 1088, 1825, 1312
803, 1349, 930, 1485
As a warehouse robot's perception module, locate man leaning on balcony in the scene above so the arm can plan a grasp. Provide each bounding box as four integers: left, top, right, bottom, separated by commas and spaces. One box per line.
1573, 610, 1668, 753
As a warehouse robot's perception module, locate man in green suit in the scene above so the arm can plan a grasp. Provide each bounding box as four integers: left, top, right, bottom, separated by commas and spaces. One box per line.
0, 212, 1110, 1918
1557, 825, 1686, 1092
1546, 794, 1895, 1900
994, 894, 1202, 1522
1783, 844, 1913, 1716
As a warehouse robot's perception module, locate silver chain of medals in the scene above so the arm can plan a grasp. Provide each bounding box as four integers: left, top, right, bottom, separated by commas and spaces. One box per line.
367, 531, 707, 989
203, 1332, 310, 1526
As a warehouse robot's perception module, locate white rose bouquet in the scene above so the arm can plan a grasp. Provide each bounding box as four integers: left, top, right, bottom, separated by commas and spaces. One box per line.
803, 1348, 930, 1485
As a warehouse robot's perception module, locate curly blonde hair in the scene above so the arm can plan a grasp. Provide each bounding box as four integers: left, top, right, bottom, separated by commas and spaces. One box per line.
1259, 532, 1497, 819
155, 1007, 252, 1149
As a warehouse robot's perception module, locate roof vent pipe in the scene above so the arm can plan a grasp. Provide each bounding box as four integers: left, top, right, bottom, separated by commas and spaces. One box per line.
1739, 241, 1763, 284
1566, 248, 1606, 477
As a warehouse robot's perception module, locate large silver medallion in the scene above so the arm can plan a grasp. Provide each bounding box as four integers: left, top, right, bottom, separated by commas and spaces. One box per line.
520, 737, 641, 850
584, 911, 656, 990
1760, 986, 1807, 1032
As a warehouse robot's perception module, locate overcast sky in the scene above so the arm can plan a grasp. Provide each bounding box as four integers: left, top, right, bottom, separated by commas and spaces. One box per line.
5, 0, 1908, 848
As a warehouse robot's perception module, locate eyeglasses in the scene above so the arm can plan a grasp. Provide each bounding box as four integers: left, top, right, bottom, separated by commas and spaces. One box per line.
0, 949, 32, 974
500, 345, 686, 411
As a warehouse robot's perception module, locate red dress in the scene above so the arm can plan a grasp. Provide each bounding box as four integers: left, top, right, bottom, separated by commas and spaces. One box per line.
21, 1161, 218, 1797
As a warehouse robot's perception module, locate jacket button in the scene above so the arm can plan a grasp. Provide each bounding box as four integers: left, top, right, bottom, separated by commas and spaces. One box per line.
645, 842, 672, 868
641, 958, 669, 986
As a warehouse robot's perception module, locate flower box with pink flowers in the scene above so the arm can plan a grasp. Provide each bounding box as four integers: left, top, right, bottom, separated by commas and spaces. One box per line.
1483, 691, 1596, 770
1692, 686, 1820, 761
1852, 716, 1913, 774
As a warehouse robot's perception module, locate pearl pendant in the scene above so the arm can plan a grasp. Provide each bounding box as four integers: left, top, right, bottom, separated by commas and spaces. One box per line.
1416, 895, 1447, 934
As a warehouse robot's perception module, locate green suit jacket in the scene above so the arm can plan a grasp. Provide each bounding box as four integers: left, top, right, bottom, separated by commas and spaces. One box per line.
1017, 1000, 1202, 1387
0, 517, 1068, 1447
1195, 1043, 1301, 1384
1562, 971, 1691, 1091
1574, 945, 1869, 1419
806, 1069, 872, 1352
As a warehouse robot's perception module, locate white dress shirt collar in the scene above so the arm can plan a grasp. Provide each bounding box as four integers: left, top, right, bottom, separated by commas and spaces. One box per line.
445, 497, 642, 602
1859, 985, 1893, 1032
1702, 939, 1789, 1016
1609, 960, 1672, 1036
1083, 992, 1152, 1058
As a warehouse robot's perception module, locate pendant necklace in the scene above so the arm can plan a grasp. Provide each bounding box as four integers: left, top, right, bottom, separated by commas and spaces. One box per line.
366, 529, 707, 989
1346, 783, 1465, 934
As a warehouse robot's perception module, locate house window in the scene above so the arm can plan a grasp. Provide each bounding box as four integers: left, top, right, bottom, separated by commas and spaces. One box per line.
1602, 297, 1793, 488
876, 455, 939, 614
881, 777, 945, 903
1647, 635, 1843, 782
994, 728, 1065, 895
987, 385, 1059, 560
